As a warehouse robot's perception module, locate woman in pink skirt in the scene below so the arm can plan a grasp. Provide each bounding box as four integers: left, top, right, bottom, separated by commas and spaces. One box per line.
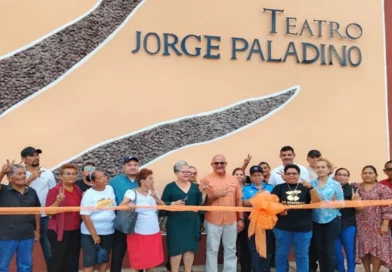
355, 165, 392, 272
121, 168, 166, 272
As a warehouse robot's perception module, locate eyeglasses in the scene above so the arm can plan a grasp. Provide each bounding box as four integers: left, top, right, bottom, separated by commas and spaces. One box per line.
63, 172, 77, 176
190, 172, 197, 175
213, 162, 227, 166
179, 171, 191, 174
84, 166, 96, 171
384, 168, 392, 172
285, 172, 298, 176
335, 174, 349, 177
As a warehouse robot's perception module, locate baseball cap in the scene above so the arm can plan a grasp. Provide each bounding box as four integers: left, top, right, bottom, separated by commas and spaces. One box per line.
249, 165, 264, 175
307, 150, 321, 158
123, 156, 139, 164
21, 146, 42, 157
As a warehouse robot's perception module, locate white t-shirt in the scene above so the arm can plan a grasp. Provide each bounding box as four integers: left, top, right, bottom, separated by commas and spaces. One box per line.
124, 189, 160, 235
306, 166, 318, 181
26, 168, 56, 217
269, 164, 310, 186
80, 186, 116, 235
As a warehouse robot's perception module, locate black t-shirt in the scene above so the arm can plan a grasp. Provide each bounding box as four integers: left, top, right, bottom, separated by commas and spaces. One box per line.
75, 179, 93, 192
341, 183, 356, 229
271, 183, 313, 232
0, 185, 40, 240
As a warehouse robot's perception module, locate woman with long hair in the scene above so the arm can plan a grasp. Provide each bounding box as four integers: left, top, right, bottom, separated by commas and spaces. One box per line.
355, 165, 392, 272
333, 168, 357, 272
310, 158, 344, 272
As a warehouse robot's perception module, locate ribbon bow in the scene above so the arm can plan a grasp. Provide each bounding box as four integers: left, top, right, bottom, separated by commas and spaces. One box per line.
248, 191, 286, 258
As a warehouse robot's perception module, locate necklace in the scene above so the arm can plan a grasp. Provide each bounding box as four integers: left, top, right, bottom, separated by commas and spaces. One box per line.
286, 183, 300, 201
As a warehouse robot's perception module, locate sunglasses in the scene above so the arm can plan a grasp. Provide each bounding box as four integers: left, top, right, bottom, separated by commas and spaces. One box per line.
213, 162, 227, 166
84, 166, 96, 171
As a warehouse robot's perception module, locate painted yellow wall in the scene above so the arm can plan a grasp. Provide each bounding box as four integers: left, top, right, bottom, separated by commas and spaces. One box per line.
0, 0, 387, 191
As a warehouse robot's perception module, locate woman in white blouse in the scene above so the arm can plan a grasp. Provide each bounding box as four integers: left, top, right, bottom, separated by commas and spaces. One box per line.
121, 168, 166, 272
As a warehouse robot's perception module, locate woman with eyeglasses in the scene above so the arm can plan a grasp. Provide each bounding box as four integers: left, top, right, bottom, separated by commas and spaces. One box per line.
45, 163, 83, 272
80, 170, 116, 272
161, 161, 208, 272
271, 164, 321, 272
355, 165, 392, 272
333, 168, 357, 272
75, 162, 96, 192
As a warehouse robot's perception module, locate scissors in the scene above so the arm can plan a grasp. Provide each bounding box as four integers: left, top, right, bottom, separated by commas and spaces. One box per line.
182, 195, 189, 203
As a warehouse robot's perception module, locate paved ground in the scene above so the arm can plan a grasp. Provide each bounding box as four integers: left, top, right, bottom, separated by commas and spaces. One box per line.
88, 262, 390, 271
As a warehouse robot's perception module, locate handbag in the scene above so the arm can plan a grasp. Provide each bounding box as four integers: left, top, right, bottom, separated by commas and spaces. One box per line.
114, 189, 138, 234
95, 244, 109, 265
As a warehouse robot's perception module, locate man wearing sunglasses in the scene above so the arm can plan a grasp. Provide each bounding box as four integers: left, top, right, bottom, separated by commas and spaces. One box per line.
201, 154, 244, 272
75, 162, 96, 192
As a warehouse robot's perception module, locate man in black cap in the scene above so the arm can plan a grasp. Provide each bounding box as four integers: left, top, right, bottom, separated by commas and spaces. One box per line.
21, 146, 56, 269
306, 150, 322, 181
109, 155, 140, 272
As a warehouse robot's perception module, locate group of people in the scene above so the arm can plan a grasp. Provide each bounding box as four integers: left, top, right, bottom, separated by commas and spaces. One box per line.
0, 145, 392, 272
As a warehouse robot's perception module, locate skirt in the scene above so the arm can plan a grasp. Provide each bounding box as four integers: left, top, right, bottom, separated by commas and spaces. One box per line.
127, 232, 164, 269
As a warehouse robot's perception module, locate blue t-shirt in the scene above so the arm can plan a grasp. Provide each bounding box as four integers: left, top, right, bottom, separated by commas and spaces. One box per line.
109, 173, 139, 205
310, 177, 344, 224
243, 182, 273, 201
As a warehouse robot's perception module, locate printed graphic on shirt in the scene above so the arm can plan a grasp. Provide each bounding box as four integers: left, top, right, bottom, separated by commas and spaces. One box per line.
286, 190, 301, 202
96, 197, 115, 208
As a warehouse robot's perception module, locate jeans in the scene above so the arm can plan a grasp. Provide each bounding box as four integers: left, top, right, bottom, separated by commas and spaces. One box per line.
313, 217, 341, 272
206, 221, 237, 272
248, 234, 267, 272
0, 239, 34, 272
48, 229, 80, 272
334, 226, 356, 272
273, 228, 312, 272
39, 216, 52, 269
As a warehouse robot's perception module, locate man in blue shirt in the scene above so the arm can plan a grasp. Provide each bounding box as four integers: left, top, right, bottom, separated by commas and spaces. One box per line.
242, 165, 274, 272
109, 156, 140, 272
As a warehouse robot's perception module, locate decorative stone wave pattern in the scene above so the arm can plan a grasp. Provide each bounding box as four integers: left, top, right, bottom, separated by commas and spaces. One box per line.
52, 88, 297, 178
0, 0, 142, 115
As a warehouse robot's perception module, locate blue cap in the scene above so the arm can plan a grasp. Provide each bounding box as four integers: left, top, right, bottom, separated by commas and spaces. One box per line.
123, 156, 139, 164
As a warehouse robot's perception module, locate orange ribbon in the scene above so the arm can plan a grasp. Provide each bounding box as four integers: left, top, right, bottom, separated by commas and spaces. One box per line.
1, 196, 392, 258
248, 192, 286, 258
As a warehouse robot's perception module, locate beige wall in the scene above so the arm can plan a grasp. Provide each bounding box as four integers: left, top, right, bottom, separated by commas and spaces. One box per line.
0, 0, 388, 191
0, 0, 96, 56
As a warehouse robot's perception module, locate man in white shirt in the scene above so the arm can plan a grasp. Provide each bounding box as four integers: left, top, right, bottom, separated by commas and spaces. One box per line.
269, 146, 310, 186
305, 150, 322, 181
21, 146, 56, 269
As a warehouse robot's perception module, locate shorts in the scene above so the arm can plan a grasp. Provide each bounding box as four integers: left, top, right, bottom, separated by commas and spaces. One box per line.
81, 233, 114, 267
